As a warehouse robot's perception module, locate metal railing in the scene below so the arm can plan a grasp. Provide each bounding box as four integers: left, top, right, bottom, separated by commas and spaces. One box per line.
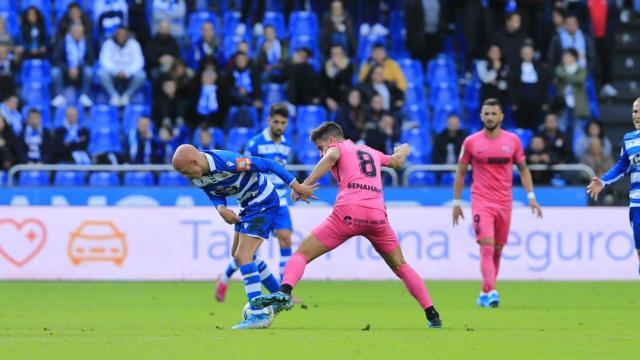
401, 164, 596, 185
6, 163, 401, 187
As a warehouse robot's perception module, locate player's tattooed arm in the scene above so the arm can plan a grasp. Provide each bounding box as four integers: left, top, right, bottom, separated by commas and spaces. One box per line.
303, 147, 340, 186
387, 143, 410, 169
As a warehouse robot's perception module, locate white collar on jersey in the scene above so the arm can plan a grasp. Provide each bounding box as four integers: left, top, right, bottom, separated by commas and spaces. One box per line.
203, 152, 216, 172
262, 128, 286, 143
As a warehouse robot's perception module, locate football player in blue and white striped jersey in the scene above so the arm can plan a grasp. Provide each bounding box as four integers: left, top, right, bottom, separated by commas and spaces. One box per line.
172, 144, 317, 329
587, 98, 640, 274
215, 104, 295, 302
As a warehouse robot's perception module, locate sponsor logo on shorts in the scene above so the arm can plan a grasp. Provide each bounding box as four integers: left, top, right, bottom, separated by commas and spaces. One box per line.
346, 182, 382, 193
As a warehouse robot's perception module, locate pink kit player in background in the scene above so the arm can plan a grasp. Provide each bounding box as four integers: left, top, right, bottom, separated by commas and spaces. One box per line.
251, 122, 443, 328
453, 98, 543, 308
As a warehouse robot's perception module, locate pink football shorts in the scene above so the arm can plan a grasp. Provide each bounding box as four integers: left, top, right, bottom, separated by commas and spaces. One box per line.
311, 205, 399, 255
471, 205, 512, 245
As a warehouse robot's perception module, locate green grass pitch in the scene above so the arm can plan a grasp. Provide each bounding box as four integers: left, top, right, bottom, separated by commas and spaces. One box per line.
1, 281, 638, 359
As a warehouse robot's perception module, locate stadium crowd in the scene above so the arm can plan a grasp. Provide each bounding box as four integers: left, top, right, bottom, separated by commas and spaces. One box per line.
0, 0, 631, 186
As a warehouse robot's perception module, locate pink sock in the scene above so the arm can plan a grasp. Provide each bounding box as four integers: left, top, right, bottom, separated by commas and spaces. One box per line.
493, 249, 502, 279
395, 264, 433, 309
281, 252, 307, 288
480, 244, 496, 293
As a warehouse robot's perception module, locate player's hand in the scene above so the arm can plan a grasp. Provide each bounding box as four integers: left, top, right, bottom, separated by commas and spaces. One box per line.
218, 207, 240, 224
529, 199, 543, 218
291, 191, 300, 202
586, 177, 604, 201
452, 206, 464, 226
291, 182, 319, 204
393, 143, 410, 156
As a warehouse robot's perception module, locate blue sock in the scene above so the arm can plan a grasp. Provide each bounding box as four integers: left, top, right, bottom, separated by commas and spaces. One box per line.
255, 255, 280, 293
239, 262, 263, 315
279, 248, 292, 282
220, 259, 238, 284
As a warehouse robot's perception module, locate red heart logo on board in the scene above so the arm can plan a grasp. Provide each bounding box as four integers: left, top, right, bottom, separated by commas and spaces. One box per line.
0, 218, 47, 267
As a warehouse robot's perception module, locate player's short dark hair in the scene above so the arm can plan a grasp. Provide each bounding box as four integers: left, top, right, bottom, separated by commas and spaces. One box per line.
27, 108, 41, 116
269, 103, 289, 119
310, 122, 344, 143
506, 11, 520, 21
481, 98, 503, 112
563, 47, 579, 59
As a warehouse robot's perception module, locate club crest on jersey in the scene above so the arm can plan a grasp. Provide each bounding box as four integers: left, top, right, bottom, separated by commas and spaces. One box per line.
501, 145, 510, 154
235, 157, 252, 171
632, 153, 640, 167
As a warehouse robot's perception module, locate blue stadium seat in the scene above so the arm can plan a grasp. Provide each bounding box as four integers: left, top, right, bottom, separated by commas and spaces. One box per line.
18, 170, 49, 186
129, 81, 152, 105
221, 34, 245, 61
263, 11, 286, 37
356, 34, 385, 63
21, 105, 52, 128
122, 104, 151, 133
262, 83, 286, 105
426, 56, 457, 87
266, 0, 285, 11
188, 11, 220, 43
507, 128, 534, 149
0, 171, 4, 186
404, 104, 430, 129
21, 60, 51, 85
124, 171, 155, 186
88, 125, 122, 155
192, 126, 224, 149
21, 81, 50, 107
222, 11, 242, 36
402, 128, 431, 164
465, 111, 482, 133
463, 76, 481, 112
404, 83, 426, 107
297, 105, 327, 134
407, 171, 437, 186
296, 136, 320, 164
290, 34, 319, 54
289, 11, 318, 36
87, 105, 119, 130
88, 172, 120, 186
226, 127, 253, 153
228, 106, 259, 130
54, 171, 86, 186
0, 0, 16, 12
439, 172, 455, 186
158, 171, 190, 186
389, 34, 410, 59
389, 11, 405, 39
53, 105, 85, 127
429, 81, 460, 111
398, 59, 424, 87
585, 76, 601, 119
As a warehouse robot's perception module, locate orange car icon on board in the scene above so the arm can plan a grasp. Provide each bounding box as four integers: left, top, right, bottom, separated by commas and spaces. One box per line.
68, 221, 127, 266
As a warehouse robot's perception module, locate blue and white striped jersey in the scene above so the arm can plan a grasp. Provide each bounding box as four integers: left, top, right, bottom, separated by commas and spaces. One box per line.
191, 150, 296, 209
245, 129, 293, 206
602, 130, 640, 207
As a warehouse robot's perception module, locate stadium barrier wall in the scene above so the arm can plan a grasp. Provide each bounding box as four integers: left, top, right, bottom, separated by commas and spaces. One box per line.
1, 207, 635, 280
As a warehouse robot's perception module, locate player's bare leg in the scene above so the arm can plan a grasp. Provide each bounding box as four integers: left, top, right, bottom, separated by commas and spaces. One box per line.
251, 234, 328, 311
637, 250, 640, 275
231, 234, 272, 330
477, 238, 499, 308
380, 246, 442, 328
215, 232, 240, 302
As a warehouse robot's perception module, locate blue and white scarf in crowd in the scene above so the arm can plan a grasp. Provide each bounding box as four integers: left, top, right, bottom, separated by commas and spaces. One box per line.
233, 69, 253, 93
63, 119, 80, 144
197, 84, 218, 115
0, 104, 22, 135
559, 28, 587, 68
24, 125, 43, 162
266, 39, 281, 64
65, 33, 86, 69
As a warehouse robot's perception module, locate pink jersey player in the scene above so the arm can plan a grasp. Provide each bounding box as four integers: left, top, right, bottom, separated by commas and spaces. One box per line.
453, 98, 543, 308
250, 122, 443, 328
